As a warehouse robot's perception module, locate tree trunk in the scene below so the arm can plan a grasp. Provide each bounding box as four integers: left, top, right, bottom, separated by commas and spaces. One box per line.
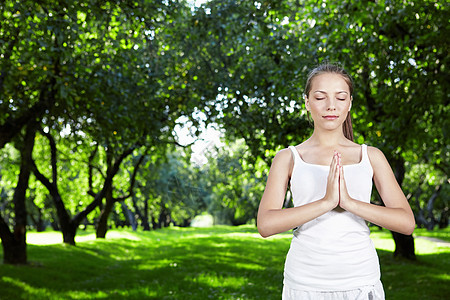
151, 215, 159, 229
121, 202, 137, 231
392, 231, 416, 260
425, 185, 441, 230
0, 218, 20, 264
439, 208, 449, 229
1, 236, 27, 264
0, 124, 36, 264
31, 131, 76, 245
62, 223, 78, 245
142, 198, 151, 231
96, 187, 114, 238
158, 204, 172, 228
49, 212, 60, 231
131, 193, 150, 231
28, 208, 46, 232
95, 147, 145, 237
32, 131, 134, 245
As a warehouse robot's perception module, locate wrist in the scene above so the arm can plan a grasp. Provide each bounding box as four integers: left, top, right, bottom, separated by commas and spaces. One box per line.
321, 196, 338, 211
340, 196, 356, 211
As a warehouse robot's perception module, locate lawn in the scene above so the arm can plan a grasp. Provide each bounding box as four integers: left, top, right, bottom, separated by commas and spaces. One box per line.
0, 226, 448, 299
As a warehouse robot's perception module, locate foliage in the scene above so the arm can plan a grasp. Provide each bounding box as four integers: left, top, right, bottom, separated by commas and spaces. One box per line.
403, 161, 448, 229
0, 226, 448, 299
185, 0, 313, 163
0, 0, 448, 265
0, 145, 20, 225
200, 140, 266, 225
186, 0, 449, 222
134, 151, 208, 228
0, 0, 218, 248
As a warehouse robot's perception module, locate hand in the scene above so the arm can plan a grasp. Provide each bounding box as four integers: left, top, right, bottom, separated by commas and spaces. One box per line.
323, 151, 340, 209
338, 159, 354, 210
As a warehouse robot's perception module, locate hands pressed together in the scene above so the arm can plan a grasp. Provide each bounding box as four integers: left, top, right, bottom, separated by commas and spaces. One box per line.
324, 151, 353, 211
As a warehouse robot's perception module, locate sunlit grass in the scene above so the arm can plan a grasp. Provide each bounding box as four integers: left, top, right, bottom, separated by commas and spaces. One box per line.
0, 225, 448, 299
414, 226, 450, 242
369, 227, 450, 254
26, 231, 98, 245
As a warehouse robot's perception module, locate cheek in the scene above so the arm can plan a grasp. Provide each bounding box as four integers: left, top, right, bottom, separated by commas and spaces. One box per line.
339, 101, 351, 111
346, 102, 352, 111
309, 101, 324, 112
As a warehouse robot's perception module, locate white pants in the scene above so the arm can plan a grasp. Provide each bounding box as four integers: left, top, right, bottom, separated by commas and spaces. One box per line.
282, 280, 385, 300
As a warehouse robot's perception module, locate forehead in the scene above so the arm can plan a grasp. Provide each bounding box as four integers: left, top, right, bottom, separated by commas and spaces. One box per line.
310, 73, 350, 92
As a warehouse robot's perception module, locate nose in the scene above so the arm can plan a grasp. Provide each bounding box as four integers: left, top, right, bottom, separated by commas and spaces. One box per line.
327, 99, 336, 111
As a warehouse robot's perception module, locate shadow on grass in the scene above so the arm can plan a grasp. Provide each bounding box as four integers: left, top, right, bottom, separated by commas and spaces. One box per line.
377, 248, 450, 300
0, 227, 448, 300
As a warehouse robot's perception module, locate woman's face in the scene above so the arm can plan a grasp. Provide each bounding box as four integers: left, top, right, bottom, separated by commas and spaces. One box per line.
305, 73, 352, 130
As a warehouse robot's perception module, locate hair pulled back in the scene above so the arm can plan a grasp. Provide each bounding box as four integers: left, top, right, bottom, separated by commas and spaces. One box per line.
304, 63, 354, 142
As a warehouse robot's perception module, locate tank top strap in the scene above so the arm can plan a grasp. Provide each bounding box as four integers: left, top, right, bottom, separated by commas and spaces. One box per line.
361, 144, 374, 175
288, 146, 300, 163
361, 144, 368, 162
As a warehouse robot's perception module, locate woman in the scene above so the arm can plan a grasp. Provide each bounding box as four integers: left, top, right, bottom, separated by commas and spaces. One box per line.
257, 63, 415, 299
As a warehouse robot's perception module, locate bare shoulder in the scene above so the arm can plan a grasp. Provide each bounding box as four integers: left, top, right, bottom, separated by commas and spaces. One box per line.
367, 146, 391, 173
272, 147, 294, 166
268, 147, 294, 177
367, 146, 387, 163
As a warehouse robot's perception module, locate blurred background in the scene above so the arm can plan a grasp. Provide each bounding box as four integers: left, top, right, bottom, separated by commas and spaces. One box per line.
0, 0, 448, 267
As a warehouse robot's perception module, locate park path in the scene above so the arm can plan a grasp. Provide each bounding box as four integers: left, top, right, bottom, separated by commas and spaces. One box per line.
416, 236, 450, 247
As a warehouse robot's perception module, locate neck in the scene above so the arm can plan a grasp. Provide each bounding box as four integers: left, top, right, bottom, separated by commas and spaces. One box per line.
309, 127, 348, 147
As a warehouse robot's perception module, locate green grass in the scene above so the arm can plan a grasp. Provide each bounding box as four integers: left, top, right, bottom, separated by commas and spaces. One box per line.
413, 226, 450, 243
0, 226, 448, 299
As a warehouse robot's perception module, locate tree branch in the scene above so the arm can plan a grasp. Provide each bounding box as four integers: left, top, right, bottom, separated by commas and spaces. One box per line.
114, 148, 149, 202
73, 146, 136, 225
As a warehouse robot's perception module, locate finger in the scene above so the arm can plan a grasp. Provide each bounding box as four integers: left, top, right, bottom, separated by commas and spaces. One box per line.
339, 163, 345, 188
330, 152, 339, 178
334, 155, 341, 183
331, 151, 337, 165
329, 152, 336, 172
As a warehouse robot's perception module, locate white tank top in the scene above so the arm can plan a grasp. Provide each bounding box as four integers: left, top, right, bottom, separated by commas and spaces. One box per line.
284, 144, 381, 291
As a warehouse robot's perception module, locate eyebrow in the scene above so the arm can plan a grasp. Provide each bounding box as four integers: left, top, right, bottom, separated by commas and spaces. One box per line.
313, 90, 349, 94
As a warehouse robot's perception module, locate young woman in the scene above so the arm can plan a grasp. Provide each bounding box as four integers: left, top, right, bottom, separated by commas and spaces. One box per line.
257, 63, 415, 299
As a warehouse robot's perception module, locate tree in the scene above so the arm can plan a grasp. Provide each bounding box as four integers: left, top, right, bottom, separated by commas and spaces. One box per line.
301, 0, 448, 260
0, 0, 216, 260
0, 123, 36, 264
185, 0, 448, 259
200, 140, 265, 225
184, 0, 312, 162
134, 150, 207, 229
0, 0, 62, 263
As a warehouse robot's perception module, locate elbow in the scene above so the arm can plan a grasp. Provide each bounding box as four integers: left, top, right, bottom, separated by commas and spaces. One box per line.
257, 220, 273, 238
393, 208, 416, 235
399, 226, 415, 236
257, 224, 270, 238
404, 211, 416, 235
397, 217, 416, 236
404, 219, 416, 236
258, 229, 272, 238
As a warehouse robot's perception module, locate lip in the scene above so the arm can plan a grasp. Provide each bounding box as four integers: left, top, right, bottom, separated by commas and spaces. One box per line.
323, 115, 339, 120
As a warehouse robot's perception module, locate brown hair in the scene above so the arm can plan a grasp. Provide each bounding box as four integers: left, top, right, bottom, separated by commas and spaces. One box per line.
304, 63, 354, 141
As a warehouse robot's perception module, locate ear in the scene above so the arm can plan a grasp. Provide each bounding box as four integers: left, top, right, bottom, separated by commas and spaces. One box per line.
305, 95, 310, 111
348, 96, 353, 111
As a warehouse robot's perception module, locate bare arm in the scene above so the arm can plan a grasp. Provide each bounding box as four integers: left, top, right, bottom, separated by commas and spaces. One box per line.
339, 147, 415, 235
257, 149, 339, 238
